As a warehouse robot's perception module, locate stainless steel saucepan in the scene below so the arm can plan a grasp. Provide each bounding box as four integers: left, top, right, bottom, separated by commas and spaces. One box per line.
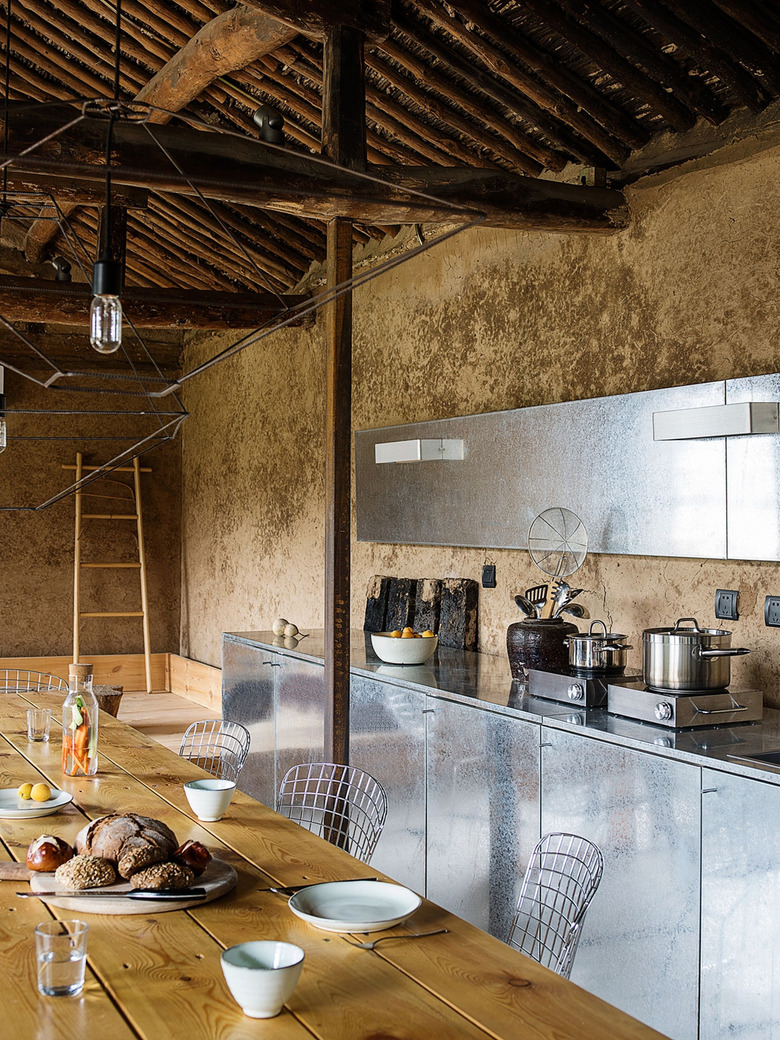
642, 617, 750, 691
564, 619, 632, 676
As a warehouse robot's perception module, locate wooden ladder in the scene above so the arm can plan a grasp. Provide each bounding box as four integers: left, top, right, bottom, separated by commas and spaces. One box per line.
67, 452, 153, 693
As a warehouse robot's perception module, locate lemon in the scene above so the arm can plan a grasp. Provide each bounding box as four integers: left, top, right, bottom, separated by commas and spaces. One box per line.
401, 630, 416, 638
31, 783, 52, 803
421, 630, 435, 638
17, 782, 33, 800
389, 630, 402, 638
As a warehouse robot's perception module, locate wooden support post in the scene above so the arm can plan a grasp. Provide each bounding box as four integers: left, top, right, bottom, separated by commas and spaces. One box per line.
322, 26, 365, 768
72, 451, 83, 665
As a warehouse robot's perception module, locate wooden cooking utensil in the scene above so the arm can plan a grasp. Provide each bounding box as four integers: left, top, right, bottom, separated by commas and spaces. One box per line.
540, 579, 561, 619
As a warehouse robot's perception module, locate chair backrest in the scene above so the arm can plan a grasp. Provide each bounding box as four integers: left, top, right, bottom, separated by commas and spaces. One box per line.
277, 762, 388, 864
179, 719, 250, 782
507, 832, 604, 979
0, 669, 69, 693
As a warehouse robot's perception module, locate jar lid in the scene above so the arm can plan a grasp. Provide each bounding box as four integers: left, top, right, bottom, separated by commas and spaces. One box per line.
68, 663, 94, 678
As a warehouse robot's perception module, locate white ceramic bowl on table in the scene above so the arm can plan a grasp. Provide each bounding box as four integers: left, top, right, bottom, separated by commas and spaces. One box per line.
183, 778, 235, 821
221, 940, 304, 1019
370, 632, 438, 665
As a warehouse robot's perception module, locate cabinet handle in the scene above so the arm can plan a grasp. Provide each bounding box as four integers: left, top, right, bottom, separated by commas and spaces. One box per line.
701, 788, 718, 794
422, 709, 435, 714
262, 661, 282, 667
540, 742, 553, 748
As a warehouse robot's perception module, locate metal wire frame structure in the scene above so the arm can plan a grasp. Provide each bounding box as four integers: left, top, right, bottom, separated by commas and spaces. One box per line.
276, 761, 388, 864
0, 94, 483, 510
506, 831, 604, 979
178, 719, 251, 782
0, 668, 69, 692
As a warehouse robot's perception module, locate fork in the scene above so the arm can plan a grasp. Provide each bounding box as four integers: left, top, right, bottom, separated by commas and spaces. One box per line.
340, 928, 448, 950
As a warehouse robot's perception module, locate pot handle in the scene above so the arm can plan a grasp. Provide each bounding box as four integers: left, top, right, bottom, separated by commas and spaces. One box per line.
696, 647, 751, 658
674, 617, 702, 632
593, 642, 634, 654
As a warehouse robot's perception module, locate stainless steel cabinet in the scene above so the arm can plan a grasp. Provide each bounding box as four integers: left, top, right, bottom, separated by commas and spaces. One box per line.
701, 768, 780, 1040
222, 636, 324, 808
426, 697, 540, 939
540, 727, 701, 1040
349, 674, 426, 892
221, 636, 277, 806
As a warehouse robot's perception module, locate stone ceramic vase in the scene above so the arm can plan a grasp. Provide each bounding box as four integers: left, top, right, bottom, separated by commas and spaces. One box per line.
506, 617, 579, 682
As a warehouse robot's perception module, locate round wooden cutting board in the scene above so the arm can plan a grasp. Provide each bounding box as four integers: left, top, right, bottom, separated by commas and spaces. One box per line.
29, 856, 236, 914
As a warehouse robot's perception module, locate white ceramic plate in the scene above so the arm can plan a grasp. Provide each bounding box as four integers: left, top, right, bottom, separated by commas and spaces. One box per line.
0, 787, 72, 818
288, 880, 421, 933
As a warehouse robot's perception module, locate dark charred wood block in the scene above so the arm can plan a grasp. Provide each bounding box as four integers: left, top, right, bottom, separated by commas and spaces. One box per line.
413, 578, 442, 634
385, 577, 416, 632
438, 577, 479, 650
364, 574, 391, 631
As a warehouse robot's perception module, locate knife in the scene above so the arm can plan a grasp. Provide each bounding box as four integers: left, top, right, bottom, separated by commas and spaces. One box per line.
18, 887, 208, 901
259, 876, 378, 894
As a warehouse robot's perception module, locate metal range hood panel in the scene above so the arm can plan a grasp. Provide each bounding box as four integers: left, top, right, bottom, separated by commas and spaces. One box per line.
355, 380, 729, 558
727, 373, 780, 561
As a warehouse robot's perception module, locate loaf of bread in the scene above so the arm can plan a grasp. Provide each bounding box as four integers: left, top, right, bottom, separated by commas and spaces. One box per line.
26, 834, 74, 872
74, 813, 178, 879
130, 861, 195, 890
55, 854, 117, 890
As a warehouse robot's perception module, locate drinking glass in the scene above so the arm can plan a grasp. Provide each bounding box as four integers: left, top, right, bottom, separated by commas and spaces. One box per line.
27, 708, 51, 742
35, 920, 89, 996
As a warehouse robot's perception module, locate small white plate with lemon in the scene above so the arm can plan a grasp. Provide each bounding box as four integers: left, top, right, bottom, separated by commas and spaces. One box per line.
0, 784, 72, 818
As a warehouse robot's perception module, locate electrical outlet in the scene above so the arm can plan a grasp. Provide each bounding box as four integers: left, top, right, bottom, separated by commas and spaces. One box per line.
481, 564, 496, 589
715, 589, 739, 621
765, 596, 780, 627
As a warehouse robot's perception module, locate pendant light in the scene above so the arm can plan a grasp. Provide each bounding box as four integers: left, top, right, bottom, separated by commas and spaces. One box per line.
90, 0, 124, 355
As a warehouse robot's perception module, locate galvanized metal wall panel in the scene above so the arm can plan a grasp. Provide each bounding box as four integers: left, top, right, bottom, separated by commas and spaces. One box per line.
727, 372, 780, 561
540, 727, 701, 1040
426, 698, 541, 939
701, 768, 780, 1040
350, 674, 426, 891
221, 636, 277, 806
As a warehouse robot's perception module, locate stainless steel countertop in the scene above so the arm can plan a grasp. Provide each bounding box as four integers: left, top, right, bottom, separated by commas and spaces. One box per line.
224, 630, 780, 786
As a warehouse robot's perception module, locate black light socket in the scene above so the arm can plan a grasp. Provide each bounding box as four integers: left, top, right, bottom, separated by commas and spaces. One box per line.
92, 257, 123, 296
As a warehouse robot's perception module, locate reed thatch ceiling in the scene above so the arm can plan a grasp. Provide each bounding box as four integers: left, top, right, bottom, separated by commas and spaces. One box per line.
1, 0, 779, 315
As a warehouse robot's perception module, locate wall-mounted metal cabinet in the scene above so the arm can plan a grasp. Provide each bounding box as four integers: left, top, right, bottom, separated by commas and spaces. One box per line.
355, 372, 780, 561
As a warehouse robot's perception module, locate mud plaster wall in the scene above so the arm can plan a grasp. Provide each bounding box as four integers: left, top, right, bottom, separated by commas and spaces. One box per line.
180, 141, 780, 705
0, 376, 181, 659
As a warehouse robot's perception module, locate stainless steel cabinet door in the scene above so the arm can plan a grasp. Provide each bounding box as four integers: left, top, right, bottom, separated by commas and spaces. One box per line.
701, 768, 780, 1040
349, 675, 426, 891
426, 698, 541, 939
275, 656, 325, 804
541, 728, 700, 1040
221, 637, 277, 806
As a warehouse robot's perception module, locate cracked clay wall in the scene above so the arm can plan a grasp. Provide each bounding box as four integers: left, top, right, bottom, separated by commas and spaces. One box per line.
0, 377, 182, 660
180, 142, 780, 705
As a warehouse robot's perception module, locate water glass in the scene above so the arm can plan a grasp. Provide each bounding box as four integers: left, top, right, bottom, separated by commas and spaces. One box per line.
35, 920, 89, 997
27, 708, 51, 742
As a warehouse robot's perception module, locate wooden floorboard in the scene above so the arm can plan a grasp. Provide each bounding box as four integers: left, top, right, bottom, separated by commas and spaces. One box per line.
117, 690, 221, 753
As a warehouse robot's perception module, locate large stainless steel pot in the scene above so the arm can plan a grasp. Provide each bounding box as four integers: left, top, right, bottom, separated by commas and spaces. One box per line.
642, 617, 750, 691
565, 619, 632, 675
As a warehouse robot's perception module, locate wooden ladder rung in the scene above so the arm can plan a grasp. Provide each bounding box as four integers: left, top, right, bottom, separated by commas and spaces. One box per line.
81, 513, 139, 520
79, 611, 145, 618
80, 563, 142, 569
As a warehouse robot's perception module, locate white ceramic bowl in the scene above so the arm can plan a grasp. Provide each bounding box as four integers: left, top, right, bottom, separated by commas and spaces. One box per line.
183, 778, 236, 821
371, 631, 438, 665
221, 940, 304, 1018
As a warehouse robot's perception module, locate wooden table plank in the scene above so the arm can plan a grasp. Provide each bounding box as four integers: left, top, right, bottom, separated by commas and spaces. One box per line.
0, 693, 670, 1040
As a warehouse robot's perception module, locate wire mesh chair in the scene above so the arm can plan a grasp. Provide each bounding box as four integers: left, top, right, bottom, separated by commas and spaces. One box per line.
277, 762, 388, 864
0, 669, 69, 693
507, 832, 604, 979
179, 720, 250, 782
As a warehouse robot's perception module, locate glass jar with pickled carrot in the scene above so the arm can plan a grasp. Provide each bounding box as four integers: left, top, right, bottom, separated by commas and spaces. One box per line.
62, 663, 99, 776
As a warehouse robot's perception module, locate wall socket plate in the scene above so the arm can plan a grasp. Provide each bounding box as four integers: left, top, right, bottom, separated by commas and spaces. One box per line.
765, 596, 780, 627
715, 589, 739, 621
481, 564, 497, 589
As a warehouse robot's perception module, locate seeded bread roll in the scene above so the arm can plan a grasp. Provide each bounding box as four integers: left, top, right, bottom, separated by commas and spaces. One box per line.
130, 861, 195, 891
54, 854, 117, 890
74, 813, 178, 879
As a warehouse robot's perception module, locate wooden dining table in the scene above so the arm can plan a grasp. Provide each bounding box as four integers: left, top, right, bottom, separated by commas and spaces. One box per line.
1, 690, 668, 1040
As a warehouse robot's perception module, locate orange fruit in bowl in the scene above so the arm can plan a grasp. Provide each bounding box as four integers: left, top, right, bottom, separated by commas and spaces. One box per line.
401, 629, 416, 638
421, 630, 435, 638
389, 630, 402, 638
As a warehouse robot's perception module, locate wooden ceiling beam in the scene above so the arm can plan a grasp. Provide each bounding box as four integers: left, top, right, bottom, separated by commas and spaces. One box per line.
0, 276, 312, 328
239, 0, 390, 42
3, 112, 628, 230
393, 14, 628, 167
